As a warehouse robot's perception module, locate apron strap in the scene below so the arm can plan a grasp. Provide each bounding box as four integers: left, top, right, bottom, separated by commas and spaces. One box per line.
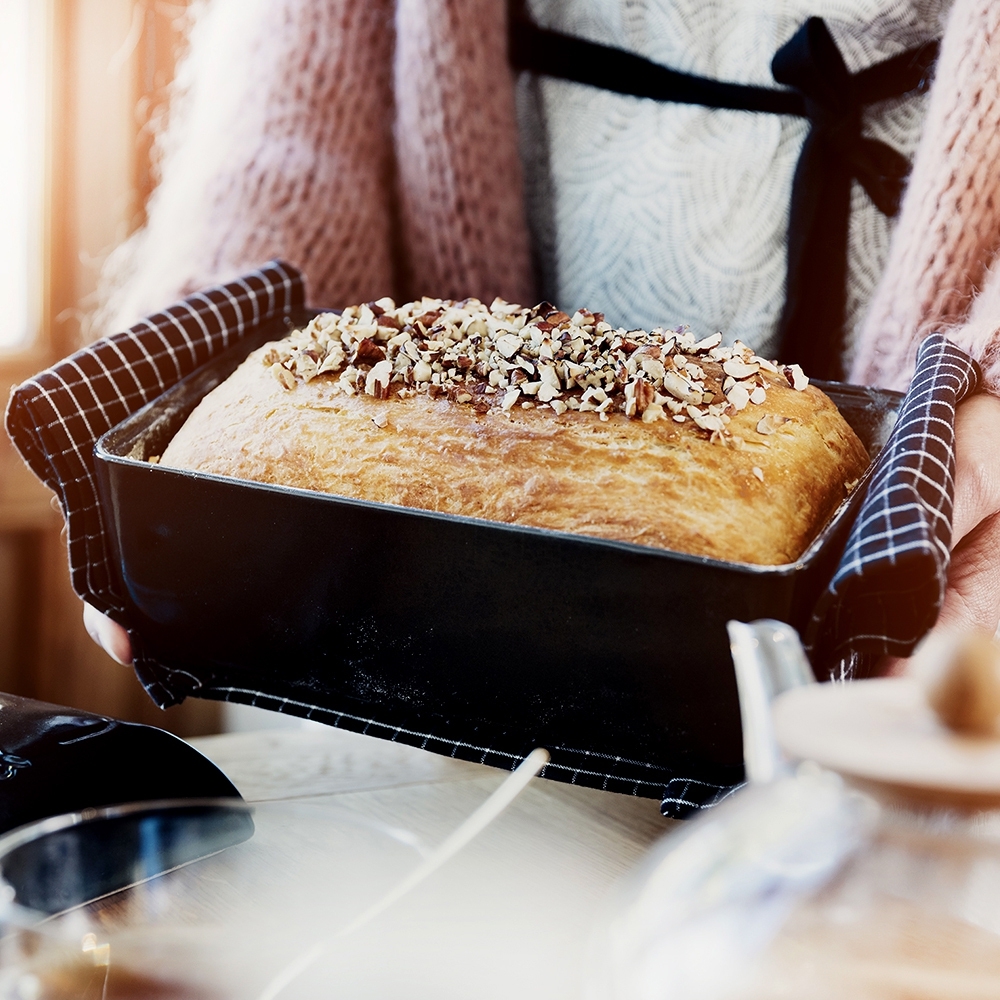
509, 6, 938, 378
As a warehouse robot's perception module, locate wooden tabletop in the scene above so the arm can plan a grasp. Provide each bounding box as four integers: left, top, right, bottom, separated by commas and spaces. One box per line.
188, 724, 674, 998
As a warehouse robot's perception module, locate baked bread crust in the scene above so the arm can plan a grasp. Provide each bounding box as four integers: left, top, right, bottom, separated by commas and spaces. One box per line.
160, 299, 869, 566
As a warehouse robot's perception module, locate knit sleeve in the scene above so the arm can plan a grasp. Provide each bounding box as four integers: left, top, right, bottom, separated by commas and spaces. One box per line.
941, 259, 1000, 394
850, 0, 1000, 393
393, 0, 535, 306
98, 0, 397, 333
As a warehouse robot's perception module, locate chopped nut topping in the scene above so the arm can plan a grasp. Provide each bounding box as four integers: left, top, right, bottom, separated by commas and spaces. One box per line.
722, 358, 760, 379
365, 359, 392, 398
692, 411, 725, 433
755, 414, 793, 435
782, 363, 809, 391
265, 297, 810, 445
355, 338, 386, 365
726, 383, 751, 411
641, 402, 666, 423
752, 466, 765, 482
271, 363, 296, 390
692, 332, 722, 352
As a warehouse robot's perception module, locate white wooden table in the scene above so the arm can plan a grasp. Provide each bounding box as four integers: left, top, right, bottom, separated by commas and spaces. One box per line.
188, 724, 675, 998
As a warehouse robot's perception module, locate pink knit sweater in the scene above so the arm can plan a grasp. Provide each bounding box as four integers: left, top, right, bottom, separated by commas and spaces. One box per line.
101, 0, 1000, 394
851, 0, 1000, 393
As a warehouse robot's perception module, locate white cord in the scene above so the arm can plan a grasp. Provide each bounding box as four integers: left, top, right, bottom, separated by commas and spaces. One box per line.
256, 747, 550, 1000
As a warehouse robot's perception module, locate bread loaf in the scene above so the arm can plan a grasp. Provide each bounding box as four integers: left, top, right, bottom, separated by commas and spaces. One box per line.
160, 297, 869, 565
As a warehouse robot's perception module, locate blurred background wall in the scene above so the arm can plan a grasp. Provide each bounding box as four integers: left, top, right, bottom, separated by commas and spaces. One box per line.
0, 0, 222, 736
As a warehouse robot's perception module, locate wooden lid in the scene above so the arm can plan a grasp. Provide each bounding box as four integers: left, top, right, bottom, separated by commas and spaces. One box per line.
773, 678, 1000, 807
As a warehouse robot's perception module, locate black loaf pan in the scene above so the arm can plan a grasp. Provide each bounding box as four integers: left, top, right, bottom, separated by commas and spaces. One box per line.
94, 309, 902, 797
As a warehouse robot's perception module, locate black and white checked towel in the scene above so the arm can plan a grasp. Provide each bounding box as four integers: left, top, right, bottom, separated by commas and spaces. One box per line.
4, 269, 982, 818
806, 334, 981, 678
5, 261, 305, 620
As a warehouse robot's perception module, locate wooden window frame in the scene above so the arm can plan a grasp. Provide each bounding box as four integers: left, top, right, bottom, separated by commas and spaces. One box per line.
2, 0, 192, 526
1, 0, 218, 736
0, 0, 192, 390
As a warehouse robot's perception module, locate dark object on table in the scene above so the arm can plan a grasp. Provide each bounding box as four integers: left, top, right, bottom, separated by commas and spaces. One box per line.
0, 800, 254, 916
0, 693, 240, 837
92, 308, 902, 814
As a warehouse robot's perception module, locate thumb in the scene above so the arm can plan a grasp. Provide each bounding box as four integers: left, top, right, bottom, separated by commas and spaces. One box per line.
950, 393, 1000, 544
936, 512, 1000, 637
82, 602, 134, 666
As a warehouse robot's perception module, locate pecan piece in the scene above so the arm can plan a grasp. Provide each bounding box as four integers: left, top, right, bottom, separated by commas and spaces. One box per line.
782, 364, 809, 391
633, 378, 655, 415
417, 309, 442, 327
354, 338, 386, 365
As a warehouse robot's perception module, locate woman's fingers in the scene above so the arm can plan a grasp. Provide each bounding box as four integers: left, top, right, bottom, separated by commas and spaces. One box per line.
950, 393, 1000, 544
937, 511, 1000, 636
82, 602, 133, 666
940, 393, 1000, 637
893, 514, 1000, 677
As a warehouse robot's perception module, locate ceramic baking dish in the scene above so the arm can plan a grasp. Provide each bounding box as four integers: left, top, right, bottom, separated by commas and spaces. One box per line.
94, 309, 902, 796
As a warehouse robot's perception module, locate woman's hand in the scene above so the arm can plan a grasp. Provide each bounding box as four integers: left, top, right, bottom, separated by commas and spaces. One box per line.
83, 601, 133, 666
934, 392, 1000, 637
886, 393, 1000, 675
